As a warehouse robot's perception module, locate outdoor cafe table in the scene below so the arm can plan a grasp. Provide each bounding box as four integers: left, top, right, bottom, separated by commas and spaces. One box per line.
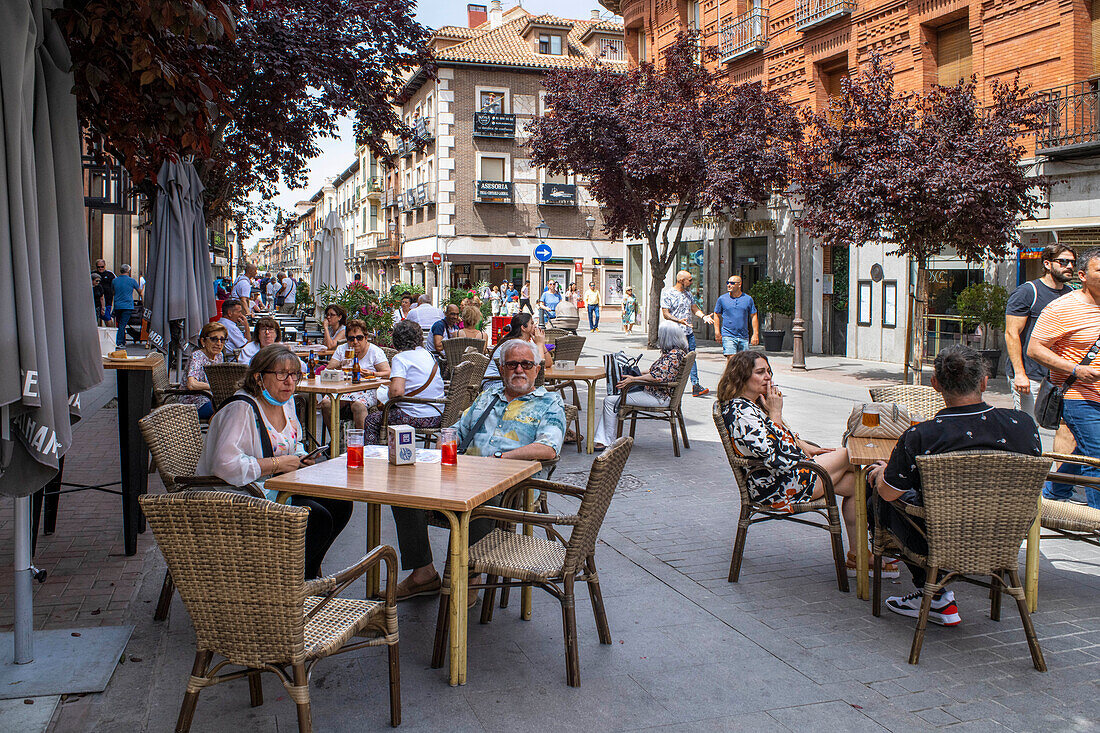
265, 451, 541, 686
103, 354, 161, 555
848, 436, 1042, 611
296, 375, 388, 458
544, 365, 605, 454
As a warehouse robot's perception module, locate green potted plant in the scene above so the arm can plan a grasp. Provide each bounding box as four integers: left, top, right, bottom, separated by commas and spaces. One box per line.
955, 281, 1009, 378
749, 277, 795, 352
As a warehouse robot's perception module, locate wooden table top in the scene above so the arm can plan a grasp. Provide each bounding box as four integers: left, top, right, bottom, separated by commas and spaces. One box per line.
296, 376, 388, 395
265, 454, 542, 511
847, 437, 898, 466
102, 354, 161, 370
290, 346, 335, 357
545, 365, 605, 380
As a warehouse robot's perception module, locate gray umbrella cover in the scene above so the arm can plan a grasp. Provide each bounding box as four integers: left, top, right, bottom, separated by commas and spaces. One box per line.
311, 209, 346, 299
0, 0, 103, 497
144, 159, 214, 350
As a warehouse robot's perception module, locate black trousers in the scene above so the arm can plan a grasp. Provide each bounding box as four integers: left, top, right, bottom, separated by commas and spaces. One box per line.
391, 496, 501, 571
868, 494, 935, 590
290, 495, 354, 579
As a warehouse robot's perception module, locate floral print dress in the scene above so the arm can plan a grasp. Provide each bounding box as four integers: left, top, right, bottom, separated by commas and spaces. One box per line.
721, 397, 815, 511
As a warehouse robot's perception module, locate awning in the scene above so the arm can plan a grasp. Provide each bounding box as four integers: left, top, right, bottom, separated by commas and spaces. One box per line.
1017, 217, 1100, 232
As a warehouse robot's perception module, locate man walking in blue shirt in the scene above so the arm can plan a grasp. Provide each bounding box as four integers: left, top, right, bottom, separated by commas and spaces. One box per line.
538, 280, 562, 326
712, 275, 758, 359
111, 264, 140, 348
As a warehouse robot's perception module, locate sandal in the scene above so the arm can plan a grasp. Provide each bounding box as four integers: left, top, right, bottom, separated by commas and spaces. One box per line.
847, 551, 900, 579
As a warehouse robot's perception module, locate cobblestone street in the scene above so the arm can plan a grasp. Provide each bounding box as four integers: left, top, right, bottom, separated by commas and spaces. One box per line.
5, 330, 1100, 731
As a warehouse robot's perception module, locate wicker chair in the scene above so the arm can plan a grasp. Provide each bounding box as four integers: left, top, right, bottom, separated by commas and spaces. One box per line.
380, 359, 481, 447
204, 362, 248, 410
460, 351, 491, 386
442, 336, 487, 368
431, 437, 634, 687
871, 450, 1048, 670
868, 385, 945, 421
381, 346, 397, 363
151, 353, 212, 409
1040, 452, 1100, 548
615, 351, 695, 457
543, 327, 568, 345
712, 402, 849, 591
139, 492, 401, 731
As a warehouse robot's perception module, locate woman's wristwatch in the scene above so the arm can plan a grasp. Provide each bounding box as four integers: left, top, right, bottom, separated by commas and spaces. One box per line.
493, 450, 504, 459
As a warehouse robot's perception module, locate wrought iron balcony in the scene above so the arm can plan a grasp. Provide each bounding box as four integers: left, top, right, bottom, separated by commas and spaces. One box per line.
1036, 78, 1100, 157
413, 117, 434, 142
795, 0, 855, 32
719, 8, 768, 62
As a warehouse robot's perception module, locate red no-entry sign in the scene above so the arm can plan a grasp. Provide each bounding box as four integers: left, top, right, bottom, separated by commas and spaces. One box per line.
431, 252, 442, 265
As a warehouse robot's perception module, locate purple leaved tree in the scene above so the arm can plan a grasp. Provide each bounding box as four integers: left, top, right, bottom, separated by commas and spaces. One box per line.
795, 53, 1050, 380
527, 33, 802, 346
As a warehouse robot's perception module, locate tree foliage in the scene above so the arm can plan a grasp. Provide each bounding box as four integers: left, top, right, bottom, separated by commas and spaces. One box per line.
527, 32, 802, 345
58, 0, 433, 223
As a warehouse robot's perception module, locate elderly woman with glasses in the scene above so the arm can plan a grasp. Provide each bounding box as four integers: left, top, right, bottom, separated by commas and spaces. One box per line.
181, 321, 228, 419
320, 319, 391, 436
593, 321, 688, 450
196, 344, 353, 579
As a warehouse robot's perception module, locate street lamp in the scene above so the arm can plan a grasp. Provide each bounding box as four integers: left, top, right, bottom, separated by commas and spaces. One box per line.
781, 184, 806, 371
535, 220, 550, 242
584, 214, 596, 239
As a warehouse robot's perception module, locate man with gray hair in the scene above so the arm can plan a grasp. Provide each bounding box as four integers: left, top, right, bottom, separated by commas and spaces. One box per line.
110, 264, 140, 348
405, 292, 444, 330
593, 321, 690, 448
389, 337, 566, 601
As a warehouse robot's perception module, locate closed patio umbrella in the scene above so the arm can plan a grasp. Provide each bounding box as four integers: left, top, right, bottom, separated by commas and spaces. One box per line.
0, 0, 118, 679
144, 158, 214, 375
310, 210, 346, 306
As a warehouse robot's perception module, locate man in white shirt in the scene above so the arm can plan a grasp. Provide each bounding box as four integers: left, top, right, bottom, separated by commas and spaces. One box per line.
232, 263, 257, 316
406, 294, 444, 329
218, 300, 250, 350
265, 273, 278, 305
279, 272, 297, 314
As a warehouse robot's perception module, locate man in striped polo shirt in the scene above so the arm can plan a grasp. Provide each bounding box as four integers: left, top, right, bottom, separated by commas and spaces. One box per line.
1029, 247, 1100, 509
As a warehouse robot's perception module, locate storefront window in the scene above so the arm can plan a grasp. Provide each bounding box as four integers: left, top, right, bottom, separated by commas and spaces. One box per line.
926, 268, 983, 315
604, 269, 624, 306
676, 240, 706, 308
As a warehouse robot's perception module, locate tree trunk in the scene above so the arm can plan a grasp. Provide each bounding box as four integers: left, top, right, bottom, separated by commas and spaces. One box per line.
646, 250, 676, 349
910, 258, 928, 385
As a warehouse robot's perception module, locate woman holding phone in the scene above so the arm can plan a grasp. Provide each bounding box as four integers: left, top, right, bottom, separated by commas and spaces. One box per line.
196, 344, 353, 579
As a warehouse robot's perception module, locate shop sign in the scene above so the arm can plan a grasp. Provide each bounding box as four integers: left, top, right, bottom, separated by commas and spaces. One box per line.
473, 112, 516, 138
691, 214, 729, 227
541, 183, 577, 206
475, 180, 513, 204
592, 258, 623, 266
574, 259, 584, 274
728, 219, 776, 237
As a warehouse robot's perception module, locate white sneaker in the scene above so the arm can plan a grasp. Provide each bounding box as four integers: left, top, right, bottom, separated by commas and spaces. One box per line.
884, 589, 961, 626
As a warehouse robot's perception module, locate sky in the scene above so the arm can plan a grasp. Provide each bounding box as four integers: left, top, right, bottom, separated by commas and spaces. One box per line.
244, 0, 619, 253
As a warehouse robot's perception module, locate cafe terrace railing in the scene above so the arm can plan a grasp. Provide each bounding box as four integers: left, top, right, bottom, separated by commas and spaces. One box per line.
719, 8, 768, 62
795, 0, 856, 32
1036, 77, 1100, 157
923, 315, 981, 359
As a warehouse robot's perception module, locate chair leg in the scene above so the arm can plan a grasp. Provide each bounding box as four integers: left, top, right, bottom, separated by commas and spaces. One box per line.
586, 557, 612, 644
908, 574, 939, 665
388, 641, 402, 726
430, 566, 451, 669
615, 416, 623, 439
291, 662, 312, 733
247, 669, 263, 707
175, 650, 212, 733
1007, 568, 1047, 672
499, 584, 511, 609
561, 577, 580, 687
629, 417, 637, 438
669, 416, 681, 457
872, 552, 882, 616
990, 571, 1003, 622
728, 508, 751, 583
574, 411, 583, 453
154, 570, 175, 621
480, 575, 498, 624
828, 505, 850, 594
677, 410, 690, 449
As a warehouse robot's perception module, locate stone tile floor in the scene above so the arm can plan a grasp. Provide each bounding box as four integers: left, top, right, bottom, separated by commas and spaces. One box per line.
2, 332, 1098, 731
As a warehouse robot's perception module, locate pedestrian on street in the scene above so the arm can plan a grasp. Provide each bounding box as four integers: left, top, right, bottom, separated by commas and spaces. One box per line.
621, 286, 637, 333
278, 271, 297, 314
713, 275, 759, 359
585, 280, 601, 331
539, 280, 562, 326
661, 270, 714, 397
265, 272, 278, 305
520, 280, 533, 314
111, 264, 139, 348
233, 262, 258, 316
490, 284, 502, 316
1029, 246, 1100, 509
93, 259, 115, 324
91, 273, 105, 326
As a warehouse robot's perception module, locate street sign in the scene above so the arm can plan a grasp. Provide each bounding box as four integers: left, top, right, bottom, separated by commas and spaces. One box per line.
534, 243, 553, 262
692, 249, 704, 266
574, 259, 584, 274
431, 252, 442, 265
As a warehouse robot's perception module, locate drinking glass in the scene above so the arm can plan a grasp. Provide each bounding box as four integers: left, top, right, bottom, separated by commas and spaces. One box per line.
861, 405, 880, 429
440, 427, 458, 466
346, 428, 365, 469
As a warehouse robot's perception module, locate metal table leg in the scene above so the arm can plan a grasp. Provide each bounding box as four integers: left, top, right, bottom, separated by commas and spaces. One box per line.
329, 395, 340, 458
854, 465, 869, 600
521, 485, 534, 620
440, 509, 471, 685
117, 369, 152, 556
1026, 498, 1040, 612
366, 502, 381, 597
586, 379, 596, 454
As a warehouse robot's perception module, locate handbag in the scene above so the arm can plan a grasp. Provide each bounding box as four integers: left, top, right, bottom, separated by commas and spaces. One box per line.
1034, 330, 1100, 429
842, 402, 911, 446
603, 351, 642, 395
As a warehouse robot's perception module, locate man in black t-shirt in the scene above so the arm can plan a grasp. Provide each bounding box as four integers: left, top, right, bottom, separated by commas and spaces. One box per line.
868, 345, 1041, 626
93, 259, 115, 322
1005, 243, 1076, 414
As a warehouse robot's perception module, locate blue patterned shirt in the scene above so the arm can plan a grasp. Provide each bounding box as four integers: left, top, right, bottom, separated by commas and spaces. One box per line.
452, 382, 565, 458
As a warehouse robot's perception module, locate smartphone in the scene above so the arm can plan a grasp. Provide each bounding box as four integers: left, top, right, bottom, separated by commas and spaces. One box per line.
303, 445, 330, 462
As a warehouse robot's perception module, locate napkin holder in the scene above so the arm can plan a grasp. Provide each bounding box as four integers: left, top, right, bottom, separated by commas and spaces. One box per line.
320, 369, 344, 383
555, 360, 576, 371
387, 425, 416, 465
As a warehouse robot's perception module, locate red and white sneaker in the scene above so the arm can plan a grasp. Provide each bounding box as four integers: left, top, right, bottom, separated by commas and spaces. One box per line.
884, 589, 961, 626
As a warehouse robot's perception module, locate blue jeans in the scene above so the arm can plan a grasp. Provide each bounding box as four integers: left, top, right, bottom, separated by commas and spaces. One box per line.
686, 331, 700, 387
722, 336, 749, 356
1045, 398, 1100, 509
587, 304, 600, 330
114, 308, 133, 347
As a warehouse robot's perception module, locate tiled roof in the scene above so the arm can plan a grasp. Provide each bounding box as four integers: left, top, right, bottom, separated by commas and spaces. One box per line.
433, 25, 480, 40
431, 14, 626, 71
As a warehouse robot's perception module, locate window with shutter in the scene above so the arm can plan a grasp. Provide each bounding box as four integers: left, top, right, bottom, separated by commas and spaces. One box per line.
936, 20, 972, 86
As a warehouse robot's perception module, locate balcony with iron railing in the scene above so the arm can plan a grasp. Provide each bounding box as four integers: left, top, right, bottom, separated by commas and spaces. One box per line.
597, 38, 626, 62
1036, 77, 1100, 157
795, 0, 855, 32
366, 176, 384, 198
719, 8, 768, 62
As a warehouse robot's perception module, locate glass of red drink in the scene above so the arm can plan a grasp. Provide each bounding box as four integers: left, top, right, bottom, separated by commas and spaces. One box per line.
440, 427, 458, 466
347, 429, 365, 469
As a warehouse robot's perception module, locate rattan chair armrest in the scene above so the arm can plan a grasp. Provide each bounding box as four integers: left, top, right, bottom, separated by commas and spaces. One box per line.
161, 387, 214, 400
1047, 471, 1100, 487
175, 475, 238, 490
381, 396, 446, 424
306, 544, 399, 619
901, 502, 926, 519
472, 504, 580, 526
1044, 451, 1100, 470
303, 576, 337, 597
794, 460, 839, 505
500, 478, 585, 507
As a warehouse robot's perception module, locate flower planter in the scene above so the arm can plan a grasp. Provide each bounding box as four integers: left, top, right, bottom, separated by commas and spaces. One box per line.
763, 329, 786, 352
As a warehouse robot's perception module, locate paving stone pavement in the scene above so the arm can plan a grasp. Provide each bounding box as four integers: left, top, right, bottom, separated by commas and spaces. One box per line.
8, 332, 1100, 731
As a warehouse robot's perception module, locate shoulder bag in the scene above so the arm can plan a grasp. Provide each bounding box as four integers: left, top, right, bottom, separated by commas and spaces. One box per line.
1034, 330, 1100, 429
842, 402, 911, 446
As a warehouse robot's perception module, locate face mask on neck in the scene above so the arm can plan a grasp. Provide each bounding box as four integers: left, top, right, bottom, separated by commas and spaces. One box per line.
261, 388, 291, 407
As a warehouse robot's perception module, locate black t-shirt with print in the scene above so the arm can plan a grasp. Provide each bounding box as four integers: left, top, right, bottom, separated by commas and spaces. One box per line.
882, 402, 1041, 505
1005, 279, 1069, 381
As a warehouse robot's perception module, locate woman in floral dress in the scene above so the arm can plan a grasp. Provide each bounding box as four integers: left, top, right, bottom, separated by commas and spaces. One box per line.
621, 286, 637, 333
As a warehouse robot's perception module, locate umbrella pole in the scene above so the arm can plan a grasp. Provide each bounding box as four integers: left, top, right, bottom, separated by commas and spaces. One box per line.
13, 495, 33, 664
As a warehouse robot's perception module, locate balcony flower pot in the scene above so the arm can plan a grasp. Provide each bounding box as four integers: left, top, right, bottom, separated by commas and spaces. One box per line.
762, 329, 786, 352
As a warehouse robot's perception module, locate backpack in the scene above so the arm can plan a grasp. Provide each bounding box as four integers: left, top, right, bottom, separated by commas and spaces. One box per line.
603, 351, 643, 395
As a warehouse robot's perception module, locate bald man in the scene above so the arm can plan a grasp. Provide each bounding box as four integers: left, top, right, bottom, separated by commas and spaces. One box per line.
660, 270, 714, 397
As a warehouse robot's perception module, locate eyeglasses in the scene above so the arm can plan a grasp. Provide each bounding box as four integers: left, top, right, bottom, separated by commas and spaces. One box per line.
264, 370, 303, 384
205, 336, 227, 343
503, 360, 538, 371
1052, 258, 1077, 267
347, 334, 366, 342
727, 281, 741, 285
